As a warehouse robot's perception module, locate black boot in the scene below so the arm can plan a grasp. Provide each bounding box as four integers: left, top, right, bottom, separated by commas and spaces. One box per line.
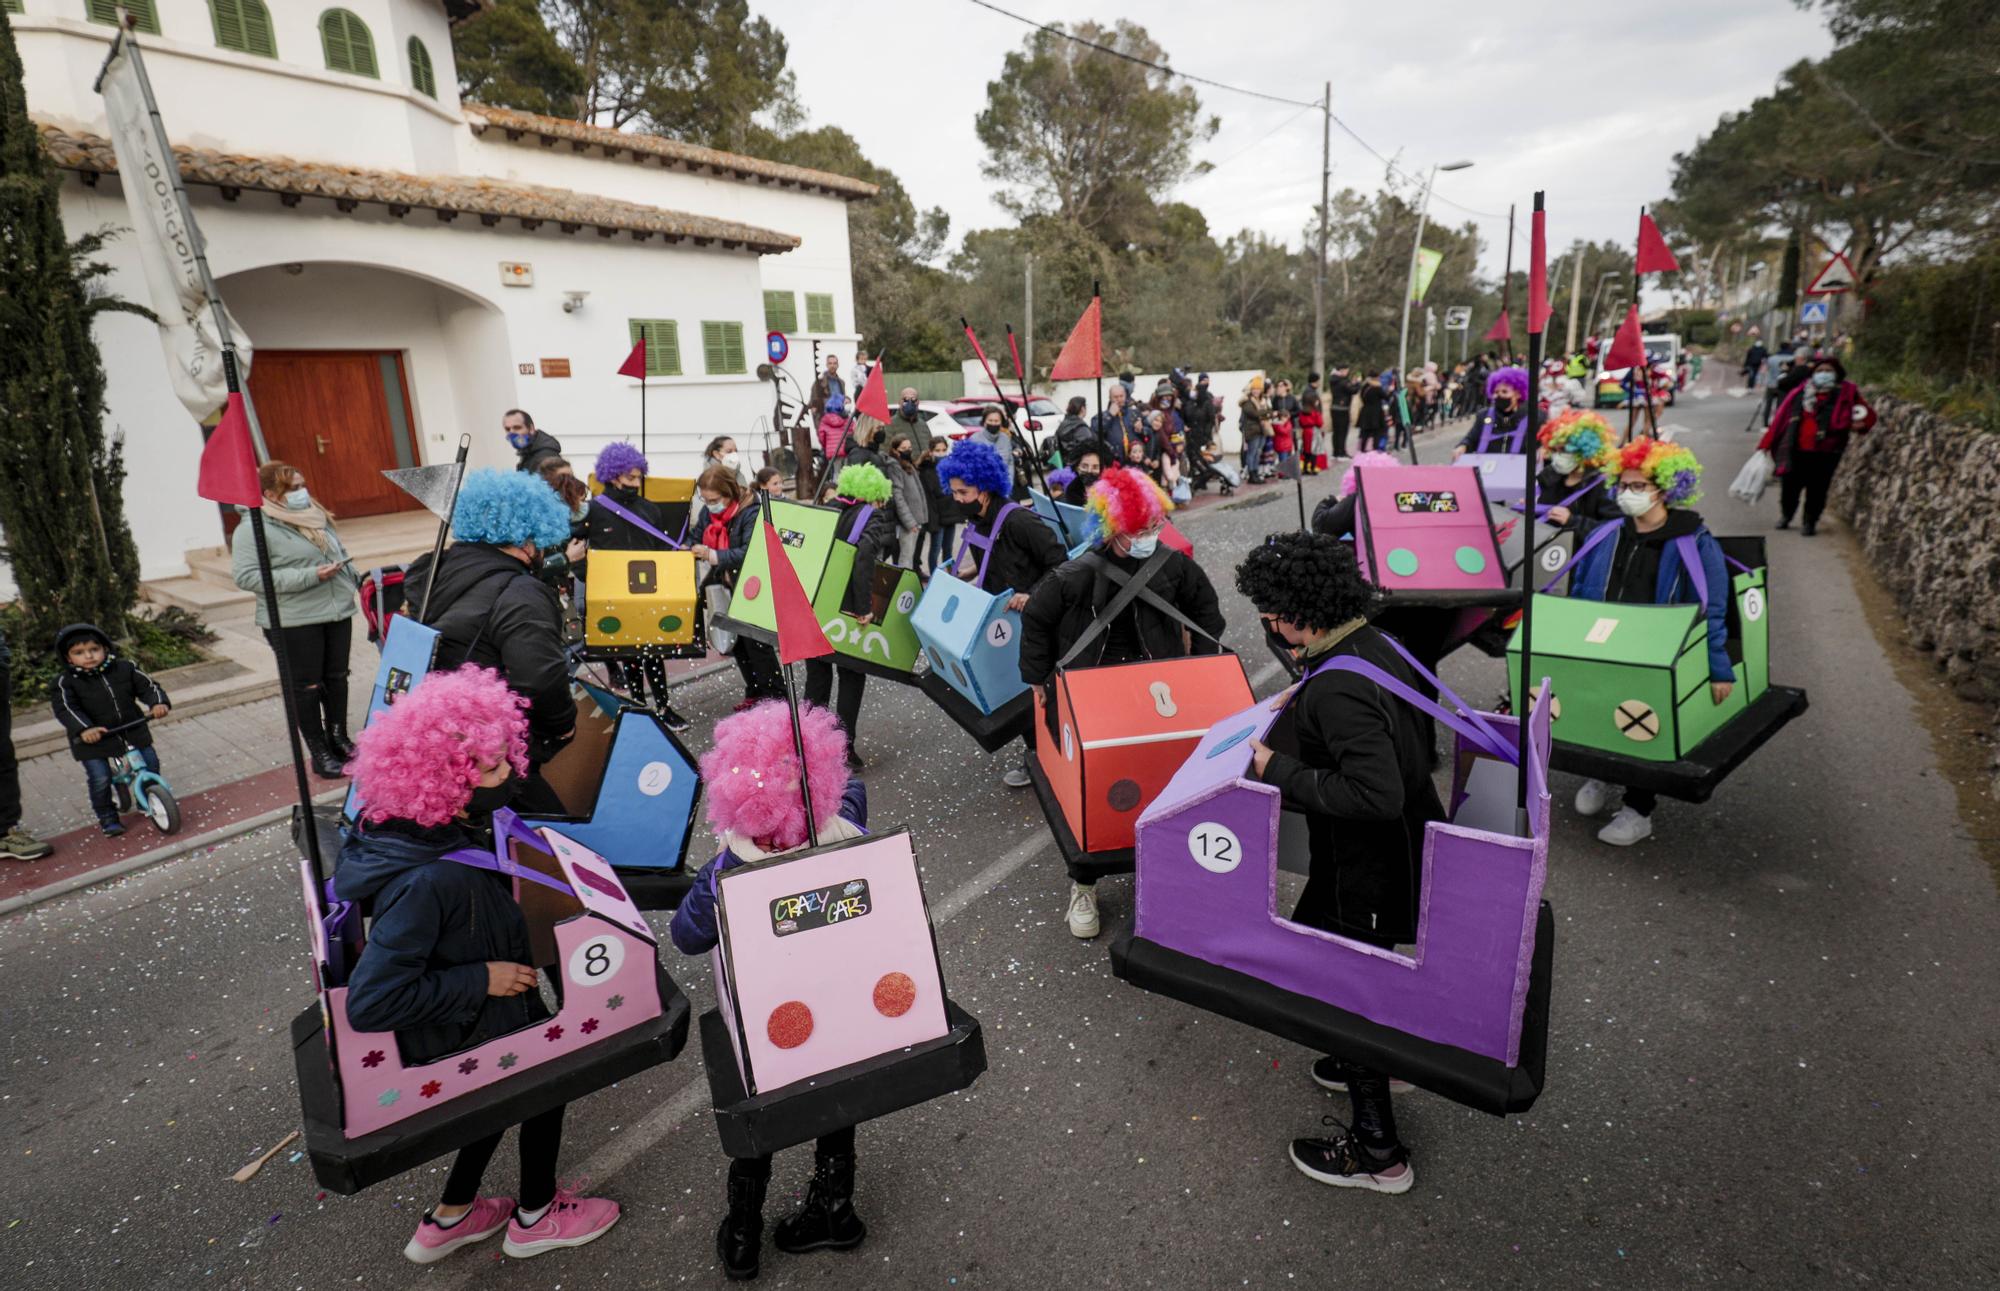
322, 678, 355, 762
716, 1159, 768, 1280
302, 732, 347, 779
773, 1149, 866, 1255
324, 722, 356, 763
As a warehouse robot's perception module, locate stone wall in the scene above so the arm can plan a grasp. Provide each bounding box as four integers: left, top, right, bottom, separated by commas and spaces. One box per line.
1832, 395, 2000, 780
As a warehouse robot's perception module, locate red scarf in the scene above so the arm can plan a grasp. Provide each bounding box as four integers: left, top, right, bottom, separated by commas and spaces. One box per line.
701, 499, 740, 552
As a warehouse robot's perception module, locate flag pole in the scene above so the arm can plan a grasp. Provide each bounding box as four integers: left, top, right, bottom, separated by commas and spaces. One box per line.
1091, 280, 1105, 455
961, 316, 1033, 495
1004, 325, 1065, 535
1517, 191, 1546, 815
640, 323, 649, 462
415, 434, 471, 622
780, 663, 819, 849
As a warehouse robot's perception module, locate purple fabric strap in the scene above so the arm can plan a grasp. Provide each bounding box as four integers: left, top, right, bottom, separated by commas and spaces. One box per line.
1476, 415, 1525, 453
591, 493, 683, 550
442, 844, 576, 897
1673, 535, 1709, 608
1304, 651, 1518, 765
1548, 519, 1624, 596
953, 501, 1020, 589
845, 503, 875, 544
1531, 478, 1600, 518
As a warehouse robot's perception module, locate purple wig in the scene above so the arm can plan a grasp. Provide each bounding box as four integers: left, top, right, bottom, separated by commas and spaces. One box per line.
1485, 366, 1530, 402
595, 442, 649, 482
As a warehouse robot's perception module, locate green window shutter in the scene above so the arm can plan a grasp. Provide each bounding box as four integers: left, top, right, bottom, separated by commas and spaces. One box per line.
702, 322, 746, 375
211, 1, 277, 57
804, 293, 836, 334
762, 291, 798, 334
320, 9, 377, 78
5, 1, 25, 14
89, 0, 160, 32
627, 319, 681, 378
407, 36, 436, 99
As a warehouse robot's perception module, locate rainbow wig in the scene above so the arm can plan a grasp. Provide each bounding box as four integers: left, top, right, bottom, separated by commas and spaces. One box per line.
700, 700, 850, 852
1538, 411, 1616, 469
1339, 450, 1405, 497
833, 461, 892, 506
1045, 466, 1076, 493
1086, 466, 1169, 541
1486, 365, 1531, 401
349, 665, 529, 827
452, 468, 574, 548
595, 442, 649, 482
936, 440, 1011, 497
1607, 438, 1703, 507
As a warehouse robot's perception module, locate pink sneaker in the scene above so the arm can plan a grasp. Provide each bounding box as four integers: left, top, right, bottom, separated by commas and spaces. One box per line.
403, 1196, 513, 1263
502, 1186, 621, 1258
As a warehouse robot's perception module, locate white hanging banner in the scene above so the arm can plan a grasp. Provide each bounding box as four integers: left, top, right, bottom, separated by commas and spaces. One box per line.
97, 39, 252, 421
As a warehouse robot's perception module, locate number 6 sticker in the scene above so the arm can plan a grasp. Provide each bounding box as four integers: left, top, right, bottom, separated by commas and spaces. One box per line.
568, 934, 626, 988
1188, 821, 1242, 874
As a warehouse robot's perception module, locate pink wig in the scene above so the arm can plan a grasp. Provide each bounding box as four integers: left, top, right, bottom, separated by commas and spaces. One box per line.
1340, 450, 1405, 497
1085, 466, 1169, 541
699, 701, 850, 851
349, 666, 529, 827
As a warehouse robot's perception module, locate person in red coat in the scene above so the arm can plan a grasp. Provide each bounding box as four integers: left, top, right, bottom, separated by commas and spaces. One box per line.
1756, 353, 1876, 536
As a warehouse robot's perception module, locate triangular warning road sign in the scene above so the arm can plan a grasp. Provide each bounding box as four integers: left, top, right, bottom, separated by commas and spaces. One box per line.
1805, 249, 1858, 295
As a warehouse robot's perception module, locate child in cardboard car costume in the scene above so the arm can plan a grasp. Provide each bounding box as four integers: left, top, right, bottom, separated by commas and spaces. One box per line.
802, 463, 902, 755
583, 443, 694, 730
1020, 467, 1238, 941
691, 464, 787, 707
1534, 411, 1622, 524
1454, 365, 1531, 458
334, 666, 627, 1262
912, 440, 1070, 767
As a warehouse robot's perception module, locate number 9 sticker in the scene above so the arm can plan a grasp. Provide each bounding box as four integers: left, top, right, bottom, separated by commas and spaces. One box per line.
1188, 821, 1242, 874
568, 934, 626, 988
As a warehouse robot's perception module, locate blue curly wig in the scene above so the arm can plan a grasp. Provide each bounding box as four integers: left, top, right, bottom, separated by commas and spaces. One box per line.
936, 440, 1011, 497
452, 468, 573, 549
595, 442, 649, 482
1486, 365, 1531, 401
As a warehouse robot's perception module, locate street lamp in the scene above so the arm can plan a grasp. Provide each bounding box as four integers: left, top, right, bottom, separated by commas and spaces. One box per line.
1584, 270, 1620, 342
1396, 160, 1473, 427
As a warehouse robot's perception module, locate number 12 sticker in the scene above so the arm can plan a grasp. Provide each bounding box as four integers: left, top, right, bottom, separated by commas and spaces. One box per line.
1188, 821, 1242, 874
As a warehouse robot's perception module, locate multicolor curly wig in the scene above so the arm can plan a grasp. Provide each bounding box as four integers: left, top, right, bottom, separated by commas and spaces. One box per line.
1486, 365, 1531, 402
936, 440, 1011, 497
349, 666, 529, 827
1086, 466, 1169, 541
1339, 450, 1405, 498
1537, 411, 1616, 470
1235, 531, 1377, 631
1606, 438, 1703, 507
700, 700, 850, 852
595, 442, 649, 483
833, 461, 892, 506
452, 468, 574, 548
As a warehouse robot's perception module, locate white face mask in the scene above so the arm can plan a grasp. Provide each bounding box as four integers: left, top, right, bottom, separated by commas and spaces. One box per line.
721, 451, 742, 468
1126, 534, 1160, 559
1550, 452, 1579, 475
283, 488, 311, 510
1616, 487, 1657, 518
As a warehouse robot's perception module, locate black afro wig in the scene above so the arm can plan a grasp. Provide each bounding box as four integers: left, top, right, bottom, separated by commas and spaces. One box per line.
1234, 531, 1377, 632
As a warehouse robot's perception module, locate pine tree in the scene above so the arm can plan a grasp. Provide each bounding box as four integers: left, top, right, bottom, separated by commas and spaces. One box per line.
0, 12, 143, 646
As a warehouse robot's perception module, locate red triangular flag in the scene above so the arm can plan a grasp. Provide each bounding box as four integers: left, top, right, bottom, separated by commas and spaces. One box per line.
854, 357, 891, 423
1528, 208, 1551, 336
1482, 309, 1512, 342
1047, 297, 1102, 381
617, 337, 648, 379
761, 520, 833, 665
197, 392, 262, 507
1635, 211, 1679, 276
1603, 304, 1646, 370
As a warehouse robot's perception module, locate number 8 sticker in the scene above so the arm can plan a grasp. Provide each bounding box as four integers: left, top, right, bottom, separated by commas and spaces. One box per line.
568, 934, 626, 988
1188, 821, 1242, 875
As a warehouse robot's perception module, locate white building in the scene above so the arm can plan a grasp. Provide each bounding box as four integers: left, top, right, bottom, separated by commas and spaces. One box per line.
13, 0, 874, 587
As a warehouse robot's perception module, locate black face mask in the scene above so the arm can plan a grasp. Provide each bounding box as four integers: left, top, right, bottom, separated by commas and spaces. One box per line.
900, 400, 918, 416
465, 781, 514, 816
1076, 469, 1100, 485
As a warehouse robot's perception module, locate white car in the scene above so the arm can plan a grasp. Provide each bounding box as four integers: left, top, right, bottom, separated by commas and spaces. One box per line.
1597, 333, 1682, 407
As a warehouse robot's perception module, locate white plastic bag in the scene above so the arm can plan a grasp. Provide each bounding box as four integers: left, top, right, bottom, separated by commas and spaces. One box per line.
1728, 450, 1773, 503
703, 581, 737, 655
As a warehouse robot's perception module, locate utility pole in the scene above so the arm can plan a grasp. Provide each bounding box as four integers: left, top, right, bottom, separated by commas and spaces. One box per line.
1313, 80, 1331, 385
1565, 245, 1586, 355
1024, 255, 1035, 388
1497, 203, 1516, 361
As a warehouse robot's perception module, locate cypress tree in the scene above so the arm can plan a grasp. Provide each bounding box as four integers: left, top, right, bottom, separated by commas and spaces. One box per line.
0, 12, 144, 645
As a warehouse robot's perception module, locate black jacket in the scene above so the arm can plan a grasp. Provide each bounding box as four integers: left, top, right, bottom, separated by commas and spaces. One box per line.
514, 429, 564, 475
1537, 464, 1620, 522
1054, 414, 1098, 466
918, 458, 964, 529
1019, 548, 1225, 685
405, 545, 572, 758
1356, 383, 1387, 433
585, 485, 672, 551
1326, 374, 1357, 422
335, 818, 549, 1065
958, 494, 1068, 599
1183, 388, 1218, 437
1459, 404, 1526, 453
832, 496, 899, 617
51, 625, 170, 763
1260, 625, 1445, 945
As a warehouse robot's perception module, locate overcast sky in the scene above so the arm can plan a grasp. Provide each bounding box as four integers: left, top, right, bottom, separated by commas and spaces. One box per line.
765, 0, 1833, 280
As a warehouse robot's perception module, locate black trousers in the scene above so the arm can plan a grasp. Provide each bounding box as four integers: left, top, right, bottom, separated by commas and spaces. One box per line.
1625, 788, 1659, 817
1329, 412, 1351, 458
442, 1103, 565, 1211
804, 659, 866, 739
729, 1124, 856, 1182
265, 616, 353, 742
1778, 451, 1840, 526
0, 664, 18, 834
735, 638, 785, 702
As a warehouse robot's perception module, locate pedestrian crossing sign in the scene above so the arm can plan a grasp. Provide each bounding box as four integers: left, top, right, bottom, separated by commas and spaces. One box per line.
1799, 300, 1829, 324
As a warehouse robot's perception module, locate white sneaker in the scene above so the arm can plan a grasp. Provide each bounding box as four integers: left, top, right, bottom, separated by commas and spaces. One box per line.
1596, 807, 1653, 846
1573, 778, 1613, 817
1002, 765, 1031, 789
1066, 882, 1100, 939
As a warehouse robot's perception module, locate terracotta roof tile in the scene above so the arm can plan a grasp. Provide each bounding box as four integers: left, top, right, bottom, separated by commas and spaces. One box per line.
464, 104, 880, 201
36, 122, 801, 255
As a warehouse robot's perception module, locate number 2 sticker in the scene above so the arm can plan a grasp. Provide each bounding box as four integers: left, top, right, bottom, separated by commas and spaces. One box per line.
1188, 821, 1242, 874
568, 934, 626, 988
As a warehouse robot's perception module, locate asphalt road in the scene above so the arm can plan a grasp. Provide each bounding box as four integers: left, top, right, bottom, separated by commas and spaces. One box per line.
5, 388, 1996, 1290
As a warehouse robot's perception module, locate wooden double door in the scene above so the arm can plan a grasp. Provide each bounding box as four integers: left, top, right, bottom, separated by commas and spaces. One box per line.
247, 350, 424, 517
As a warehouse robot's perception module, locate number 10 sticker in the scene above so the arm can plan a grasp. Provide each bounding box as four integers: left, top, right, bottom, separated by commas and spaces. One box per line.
1188, 821, 1242, 874
568, 934, 626, 988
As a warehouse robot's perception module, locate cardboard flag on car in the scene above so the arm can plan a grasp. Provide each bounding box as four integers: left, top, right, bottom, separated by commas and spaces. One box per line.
1528, 209, 1551, 335
197, 392, 262, 507
761, 520, 833, 664
1047, 296, 1102, 381
618, 337, 649, 379
1603, 304, 1646, 371
1635, 211, 1680, 276
855, 356, 891, 423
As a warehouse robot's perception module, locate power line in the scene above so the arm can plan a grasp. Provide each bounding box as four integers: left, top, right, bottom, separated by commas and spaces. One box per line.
962, 0, 1509, 220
